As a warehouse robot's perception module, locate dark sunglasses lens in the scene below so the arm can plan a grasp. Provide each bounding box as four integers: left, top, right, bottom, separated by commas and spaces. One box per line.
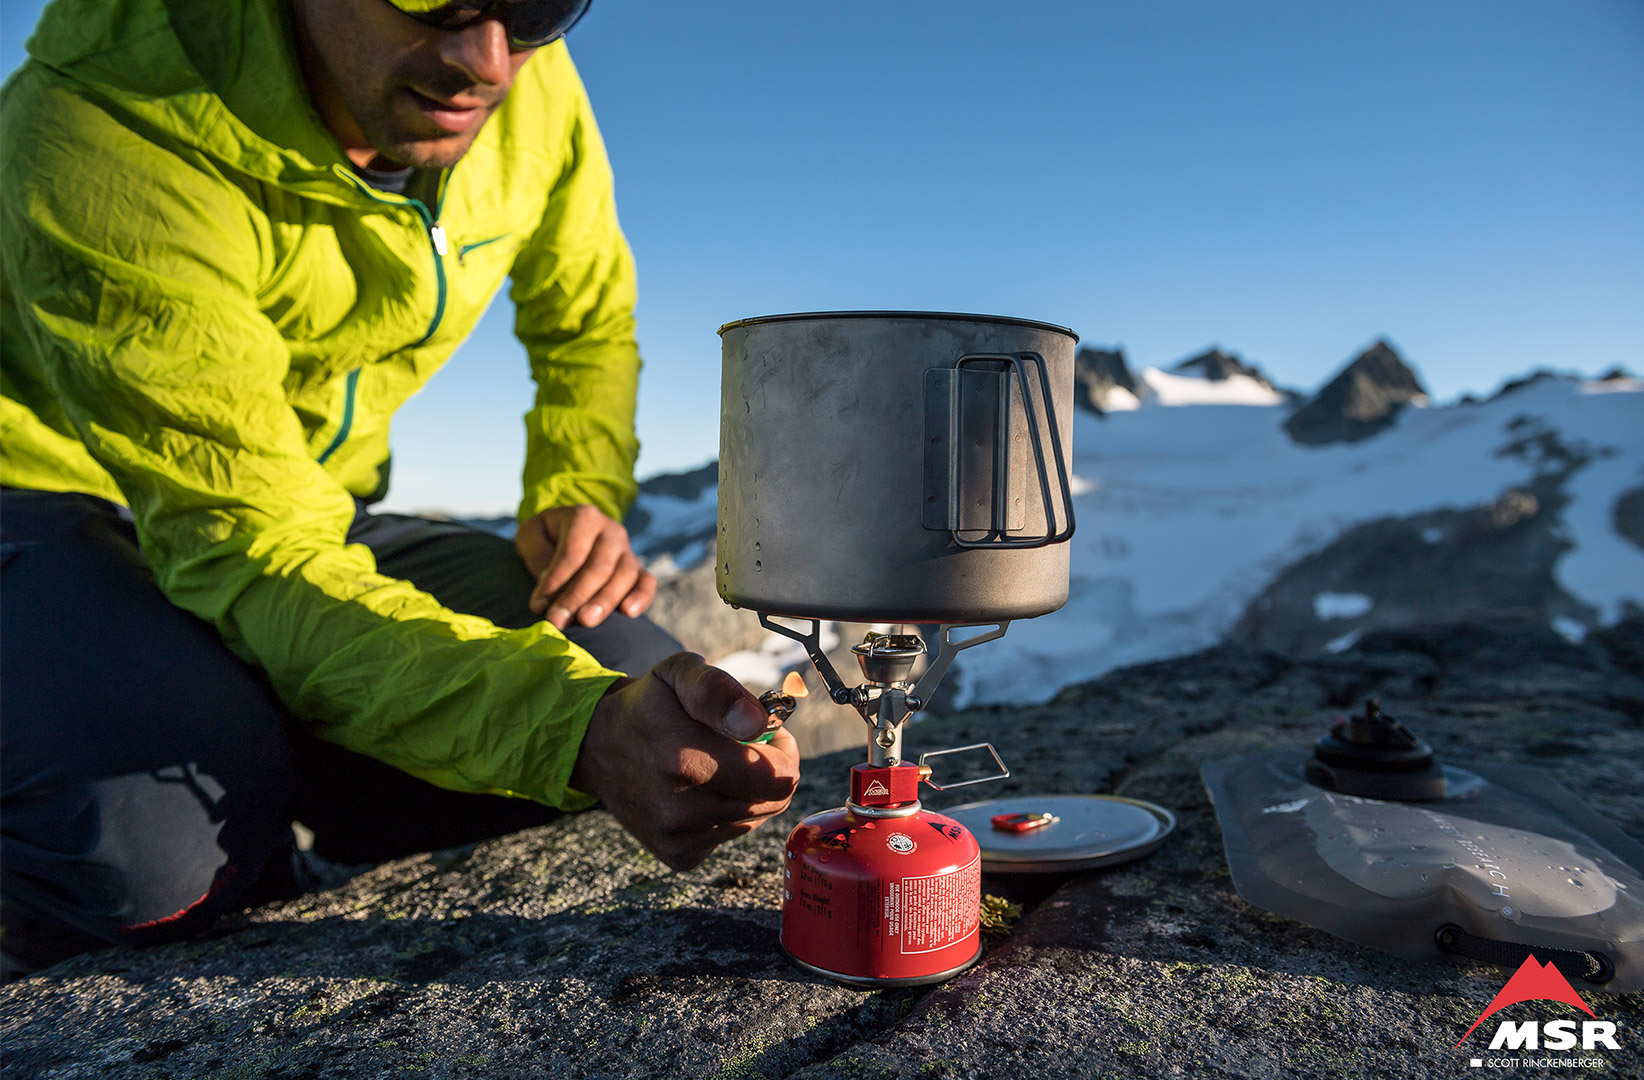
505, 0, 593, 47
413, 0, 489, 31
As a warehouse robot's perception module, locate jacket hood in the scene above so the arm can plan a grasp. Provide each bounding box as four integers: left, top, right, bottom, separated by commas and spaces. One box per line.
25, 0, 360, 204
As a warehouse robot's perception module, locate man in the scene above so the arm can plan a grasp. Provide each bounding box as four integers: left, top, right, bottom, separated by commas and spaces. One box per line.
0, 0, 798, 966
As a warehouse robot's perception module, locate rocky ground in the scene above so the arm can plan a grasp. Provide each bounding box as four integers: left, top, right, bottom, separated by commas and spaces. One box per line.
2, 619, 1641, 1079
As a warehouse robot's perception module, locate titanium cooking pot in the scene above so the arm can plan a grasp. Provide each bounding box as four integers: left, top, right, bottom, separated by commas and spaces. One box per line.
716, 311, 1078, 623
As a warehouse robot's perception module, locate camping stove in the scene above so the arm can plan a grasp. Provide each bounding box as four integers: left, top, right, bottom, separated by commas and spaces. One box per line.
715, 311, 1082, 984
760, 620, 1013, 986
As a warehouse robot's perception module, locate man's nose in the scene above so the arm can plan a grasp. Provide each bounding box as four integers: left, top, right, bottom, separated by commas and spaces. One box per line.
440, 17, 520, 88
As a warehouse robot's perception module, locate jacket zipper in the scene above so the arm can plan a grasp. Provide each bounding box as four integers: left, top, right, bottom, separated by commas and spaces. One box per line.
317, 367, 361, 464
325, 166, 455, 460
336, 168, 451, 347
423, 167, 453, 339
406, 197, 447, 347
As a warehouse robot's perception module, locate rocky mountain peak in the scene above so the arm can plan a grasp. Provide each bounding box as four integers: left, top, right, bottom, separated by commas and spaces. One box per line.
1073, 346, 1139, 414
1486, 368, 1585, 402
1172, 347, 1277, 389
1284, 339, 1429, 446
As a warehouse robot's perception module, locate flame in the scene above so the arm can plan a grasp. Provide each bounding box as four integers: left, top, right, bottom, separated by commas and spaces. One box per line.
782, 670, 809, 698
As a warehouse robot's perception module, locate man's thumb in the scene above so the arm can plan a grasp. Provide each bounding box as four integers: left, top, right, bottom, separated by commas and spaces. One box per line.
653, 653, 772, 741
719, 698, 771, 742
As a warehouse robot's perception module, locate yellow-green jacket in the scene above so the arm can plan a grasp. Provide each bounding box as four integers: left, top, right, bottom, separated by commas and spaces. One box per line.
0, 0, 642, 808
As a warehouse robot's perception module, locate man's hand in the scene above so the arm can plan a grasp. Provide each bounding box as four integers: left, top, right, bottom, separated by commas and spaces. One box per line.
571, 653, 800, 871
517, 504, 657, 629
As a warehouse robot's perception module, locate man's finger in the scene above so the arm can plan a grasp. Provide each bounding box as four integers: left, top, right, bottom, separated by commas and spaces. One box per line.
744, 726, 800, 773
579, 552, 642, 628
709, 790, 797, 822
619, 568, 658, 619
761, 724, 799, 760
539, 526, 615, 623
759, 730, 801, 794
546, 532, 626, 627
658, 787, 793, 837
740, 799, 794, 822
701, 753, 800, 806
533, 512, 603, 610
691, 721, 801, 808
652, 653, 771, 742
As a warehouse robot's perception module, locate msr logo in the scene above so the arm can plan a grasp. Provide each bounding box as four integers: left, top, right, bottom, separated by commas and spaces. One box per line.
1456, 955, 1620, 1051
862, 780, 891, 798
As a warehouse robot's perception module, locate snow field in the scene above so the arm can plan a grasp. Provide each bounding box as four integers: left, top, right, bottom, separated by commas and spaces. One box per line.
629, 373, 1643, 707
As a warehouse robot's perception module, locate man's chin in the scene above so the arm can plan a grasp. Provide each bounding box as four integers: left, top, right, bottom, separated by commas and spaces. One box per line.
360, 89, 502, 172
361, 108, 486, 170
370, 133, 479, 172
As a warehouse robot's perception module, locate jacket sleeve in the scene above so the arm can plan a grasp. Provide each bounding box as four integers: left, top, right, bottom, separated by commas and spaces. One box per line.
510, 62, 642, 526
1, 74, 614, 810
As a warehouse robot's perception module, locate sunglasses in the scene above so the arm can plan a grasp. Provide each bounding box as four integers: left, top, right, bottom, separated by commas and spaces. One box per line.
382, 0, 594, 50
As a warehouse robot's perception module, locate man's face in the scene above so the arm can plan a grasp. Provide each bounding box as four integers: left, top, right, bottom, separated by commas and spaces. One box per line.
291, 0, 538, 170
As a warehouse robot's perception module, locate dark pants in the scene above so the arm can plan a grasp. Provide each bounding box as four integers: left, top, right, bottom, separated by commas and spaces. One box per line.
0, 488, 679, 948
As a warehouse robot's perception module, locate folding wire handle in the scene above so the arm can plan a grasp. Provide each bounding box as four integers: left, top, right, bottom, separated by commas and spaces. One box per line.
925, 352, 1077, 549
918, 742, 1011, 791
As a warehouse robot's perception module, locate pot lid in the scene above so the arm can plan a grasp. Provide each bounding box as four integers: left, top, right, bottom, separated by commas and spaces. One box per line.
944, 794, 1176, 873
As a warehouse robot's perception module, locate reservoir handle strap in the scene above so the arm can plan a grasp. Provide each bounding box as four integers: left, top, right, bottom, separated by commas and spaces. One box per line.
1435, 924, 1614, 985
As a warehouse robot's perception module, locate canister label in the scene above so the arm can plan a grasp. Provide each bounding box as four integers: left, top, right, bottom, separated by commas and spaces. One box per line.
897, 855, 981, 954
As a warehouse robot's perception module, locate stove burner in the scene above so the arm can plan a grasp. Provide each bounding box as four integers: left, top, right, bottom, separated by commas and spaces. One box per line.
851, 633, 925, 685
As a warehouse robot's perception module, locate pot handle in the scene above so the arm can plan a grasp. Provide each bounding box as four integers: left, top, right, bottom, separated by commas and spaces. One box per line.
925, 352, 1077, 549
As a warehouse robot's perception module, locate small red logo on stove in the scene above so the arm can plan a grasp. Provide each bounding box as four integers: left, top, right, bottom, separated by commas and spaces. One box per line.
1456, 956, 1619, 1051
862, 780, 890, 798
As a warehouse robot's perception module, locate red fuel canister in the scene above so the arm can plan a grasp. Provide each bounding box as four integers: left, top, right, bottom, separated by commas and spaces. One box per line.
781, 764, 982, 986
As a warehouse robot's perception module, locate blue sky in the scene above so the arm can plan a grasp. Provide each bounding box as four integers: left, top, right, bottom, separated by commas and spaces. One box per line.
5, 1, 1641, 514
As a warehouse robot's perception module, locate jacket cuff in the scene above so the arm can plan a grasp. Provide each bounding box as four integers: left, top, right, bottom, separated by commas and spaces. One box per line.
518, 667, 624, 810
518, 472, 637, 527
